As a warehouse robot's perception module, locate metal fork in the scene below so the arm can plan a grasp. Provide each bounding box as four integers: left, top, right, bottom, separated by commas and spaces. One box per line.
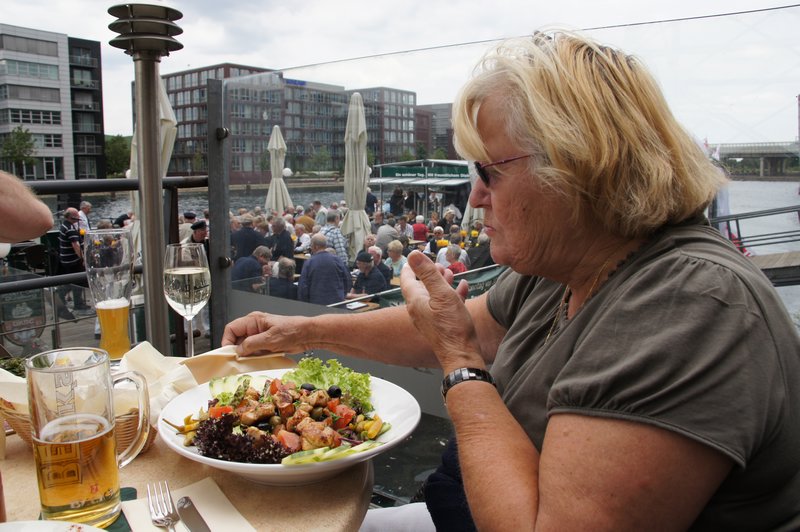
147, 481, 180, 532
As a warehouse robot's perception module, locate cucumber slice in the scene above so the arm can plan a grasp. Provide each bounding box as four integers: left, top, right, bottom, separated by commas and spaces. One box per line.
281, 446, 331, 465
351, 440, 383, 453
319, 443, 354, 462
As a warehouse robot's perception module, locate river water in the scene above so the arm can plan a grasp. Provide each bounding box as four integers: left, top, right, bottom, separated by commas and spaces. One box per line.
75, 179, 800, 321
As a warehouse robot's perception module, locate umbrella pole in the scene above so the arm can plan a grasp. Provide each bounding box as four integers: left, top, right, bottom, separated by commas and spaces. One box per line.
133, 50, 170, 354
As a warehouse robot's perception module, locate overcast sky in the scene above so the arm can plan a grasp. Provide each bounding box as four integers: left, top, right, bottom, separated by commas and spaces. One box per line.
3, 0, 799, 144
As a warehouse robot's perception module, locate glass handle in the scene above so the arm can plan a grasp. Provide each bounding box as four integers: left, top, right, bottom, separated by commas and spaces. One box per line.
112, 370, 150, 468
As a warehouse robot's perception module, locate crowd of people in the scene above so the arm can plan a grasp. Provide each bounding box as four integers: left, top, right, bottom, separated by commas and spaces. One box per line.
222, 196, 492, 306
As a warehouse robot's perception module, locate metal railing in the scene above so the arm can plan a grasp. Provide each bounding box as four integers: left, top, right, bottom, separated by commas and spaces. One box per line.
1, 175, 211, 356
709, 204, 800, 250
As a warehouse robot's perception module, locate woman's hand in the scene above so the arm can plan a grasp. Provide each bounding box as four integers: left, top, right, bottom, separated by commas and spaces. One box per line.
222, 312, 311, 356
401, 251, 482, 372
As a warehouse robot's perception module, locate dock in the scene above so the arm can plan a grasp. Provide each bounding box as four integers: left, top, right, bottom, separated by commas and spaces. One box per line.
750, 251, 800, 287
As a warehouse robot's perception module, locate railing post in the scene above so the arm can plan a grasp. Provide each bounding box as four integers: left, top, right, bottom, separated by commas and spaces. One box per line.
207, 78, 232, 348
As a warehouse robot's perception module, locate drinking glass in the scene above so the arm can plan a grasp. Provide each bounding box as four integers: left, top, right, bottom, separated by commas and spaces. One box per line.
84, 229, 133, 359
26, 348, 149, 527
163, 243, 211, 357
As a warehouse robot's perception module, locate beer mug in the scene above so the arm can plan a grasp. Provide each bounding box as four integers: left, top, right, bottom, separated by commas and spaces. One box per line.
26, 348, 150, 527
84, 229, 133, 359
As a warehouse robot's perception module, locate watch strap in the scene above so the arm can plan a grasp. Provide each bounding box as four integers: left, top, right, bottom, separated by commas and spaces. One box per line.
441, 367, 495, 403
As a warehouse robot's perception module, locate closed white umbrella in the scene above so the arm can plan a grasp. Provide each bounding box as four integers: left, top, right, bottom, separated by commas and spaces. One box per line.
264, 125, 293, 214
127, 77, 177, 295
340, 93, 372, 263
128, 76, 177, 220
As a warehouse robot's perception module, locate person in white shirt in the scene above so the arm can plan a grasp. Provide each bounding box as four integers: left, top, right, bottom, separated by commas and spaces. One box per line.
435, 233, 469, 268
78, 201, 92, 232
294, 224, 311, 253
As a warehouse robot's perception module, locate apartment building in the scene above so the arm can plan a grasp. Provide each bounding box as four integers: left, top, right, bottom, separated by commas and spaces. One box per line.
0, 24, 105, 180
159, 65, 419, 185
417, 103, 456, 159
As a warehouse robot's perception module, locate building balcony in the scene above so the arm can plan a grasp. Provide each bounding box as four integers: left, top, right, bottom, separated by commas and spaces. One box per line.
72, 102, 100, 111
70, 80, 99, 89
74, 145, 103, 155
73, 123, 102, 133
69, 55, 99, 68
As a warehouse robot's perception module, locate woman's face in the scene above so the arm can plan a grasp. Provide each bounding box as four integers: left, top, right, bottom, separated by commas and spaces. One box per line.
469, 96, 577, 278
388, 248, 401, 260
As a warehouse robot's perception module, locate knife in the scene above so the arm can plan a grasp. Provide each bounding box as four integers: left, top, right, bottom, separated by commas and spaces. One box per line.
177, 496, 212, 532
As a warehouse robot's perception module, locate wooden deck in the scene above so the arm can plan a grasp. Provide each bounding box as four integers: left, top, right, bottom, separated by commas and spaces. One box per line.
750, 251, 800, 286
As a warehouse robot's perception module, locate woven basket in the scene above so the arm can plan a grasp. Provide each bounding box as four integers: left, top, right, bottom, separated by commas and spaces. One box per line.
0, 400, 156, 453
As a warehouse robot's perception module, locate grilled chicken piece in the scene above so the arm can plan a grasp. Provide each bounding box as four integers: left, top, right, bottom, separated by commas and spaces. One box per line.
273, 390, 295, 418
301, 389, 330, 407
286, 408, 309, 431
246, 426, 269, 447
239, 401, 277, 426
295, 417, 342, 450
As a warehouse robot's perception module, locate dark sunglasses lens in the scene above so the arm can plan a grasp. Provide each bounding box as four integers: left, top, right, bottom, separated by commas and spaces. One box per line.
474, 163, 490, 186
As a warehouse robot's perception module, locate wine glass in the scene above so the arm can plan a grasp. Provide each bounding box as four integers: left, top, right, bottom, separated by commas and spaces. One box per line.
163, 243, 211, 357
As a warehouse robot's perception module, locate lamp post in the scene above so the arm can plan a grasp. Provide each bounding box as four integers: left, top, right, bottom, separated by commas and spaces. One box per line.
108, 3, 183, 355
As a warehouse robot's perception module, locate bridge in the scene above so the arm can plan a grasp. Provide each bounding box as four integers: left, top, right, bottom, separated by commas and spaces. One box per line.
714, 141, 799, 177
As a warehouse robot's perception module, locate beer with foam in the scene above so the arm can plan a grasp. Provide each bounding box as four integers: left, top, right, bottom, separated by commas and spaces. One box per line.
95, 298, 131, 359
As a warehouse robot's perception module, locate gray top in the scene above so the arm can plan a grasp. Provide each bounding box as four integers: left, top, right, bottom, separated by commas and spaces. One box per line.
486, 220, 800, 530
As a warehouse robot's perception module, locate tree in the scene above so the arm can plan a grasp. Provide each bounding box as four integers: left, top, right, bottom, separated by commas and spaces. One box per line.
1, 126, 36, 175
432, 147, 448, 160
104, 135, 130, 177
309, 146, 331, 171
400, 149, 415, 162
415, 142, 428, 160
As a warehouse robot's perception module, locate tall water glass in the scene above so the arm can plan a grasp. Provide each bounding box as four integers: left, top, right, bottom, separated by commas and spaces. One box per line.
84, 229, 133, 359
163, 243, 210, 357
26, 348, 149, 527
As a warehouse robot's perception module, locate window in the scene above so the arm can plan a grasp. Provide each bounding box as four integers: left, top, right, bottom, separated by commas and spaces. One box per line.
0, 35, 58, 56
31, 133, 62, 148
72, 69, 94, 88
0, 59, 59, 80
2, 108, 62, 125
76, 157, 97, 179
0, 84, 60, 102
43, 157, 58, 179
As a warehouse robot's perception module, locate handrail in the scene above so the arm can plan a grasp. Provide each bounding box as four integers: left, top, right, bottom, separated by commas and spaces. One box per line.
26, 175, 208, 195
0, 266, 143, 295
326, 263, 504, 307
709, 204, 800, 224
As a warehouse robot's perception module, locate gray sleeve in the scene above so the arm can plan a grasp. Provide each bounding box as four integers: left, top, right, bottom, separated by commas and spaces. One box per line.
547, 255, 783, 466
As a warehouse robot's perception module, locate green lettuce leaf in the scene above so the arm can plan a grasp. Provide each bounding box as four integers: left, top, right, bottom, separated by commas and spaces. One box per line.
283, 358, 373, 412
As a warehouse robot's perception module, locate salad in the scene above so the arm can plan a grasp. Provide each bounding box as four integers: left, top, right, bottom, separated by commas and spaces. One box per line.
165, 358, 390, 466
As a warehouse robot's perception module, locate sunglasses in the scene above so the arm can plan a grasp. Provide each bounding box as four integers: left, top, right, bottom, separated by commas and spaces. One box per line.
473, 154, 532, 187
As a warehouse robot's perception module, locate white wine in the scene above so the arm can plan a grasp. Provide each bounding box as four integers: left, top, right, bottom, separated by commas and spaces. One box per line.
163, 267, 211, 319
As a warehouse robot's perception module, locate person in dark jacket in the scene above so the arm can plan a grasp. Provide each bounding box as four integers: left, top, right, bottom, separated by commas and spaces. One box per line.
231, 214, 266, 261
467, 232, 495, 270
266, 216, 294, 261
348, 251, 388, 302
298, 233, 352, 305
268, 257, 298, 300
231, 246, 271, 292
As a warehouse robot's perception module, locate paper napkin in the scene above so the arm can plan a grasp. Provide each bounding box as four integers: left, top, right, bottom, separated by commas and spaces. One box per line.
121, 477, 255, 532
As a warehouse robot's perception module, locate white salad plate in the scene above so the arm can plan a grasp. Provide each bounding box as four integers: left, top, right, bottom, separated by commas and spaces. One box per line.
158, 368, 421, 486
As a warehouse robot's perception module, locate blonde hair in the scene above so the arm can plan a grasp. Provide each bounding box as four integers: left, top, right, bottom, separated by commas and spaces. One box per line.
387, 240, 403, 253
453, 31, 727, 238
